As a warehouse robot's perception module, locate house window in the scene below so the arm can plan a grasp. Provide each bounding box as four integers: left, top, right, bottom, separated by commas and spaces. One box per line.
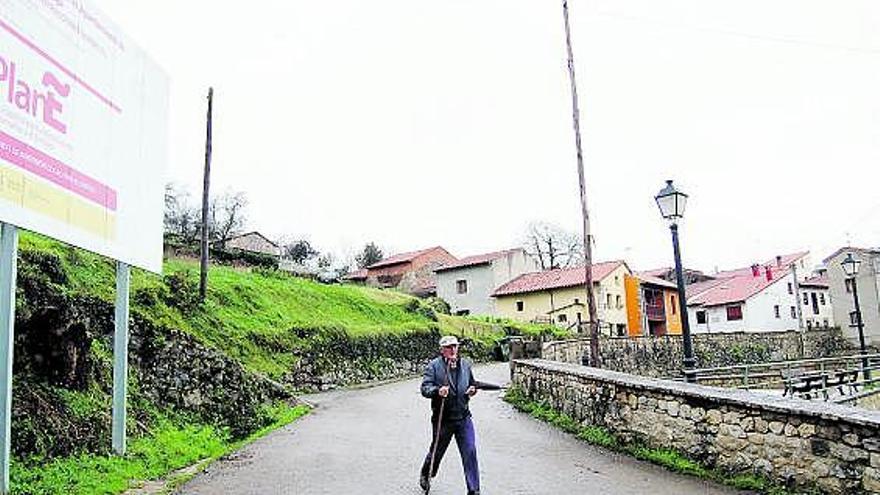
696, 310, 707, 324
616, 324, 626, 336
726, 305, 743, 321
558, 314, 568, 323
845, 279, 854, 293
616, 295, 622, 309
850, 311, 860, 326
774, 305, 780, 318
790, 306, 797, 319
455, 309, 470, 316
606, 294, 612, 308
670, 295, 676, 314
820, 293, 826, 305
456, 280, 468, 294
803, 293, 809, 305
516, 301, 524, 312
787, 283, 793, 295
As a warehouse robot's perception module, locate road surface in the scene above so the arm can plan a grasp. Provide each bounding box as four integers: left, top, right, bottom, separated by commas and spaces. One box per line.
179, 363, 740, 494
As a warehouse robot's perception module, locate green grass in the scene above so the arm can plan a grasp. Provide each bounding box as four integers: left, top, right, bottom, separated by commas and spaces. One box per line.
10, 403, 309, 495
18, 233, 553, 379
503, 387, 797, 495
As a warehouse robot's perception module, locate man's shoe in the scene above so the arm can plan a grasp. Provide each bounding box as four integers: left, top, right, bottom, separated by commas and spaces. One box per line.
467, 491, 479, 495
419, 473, 429, 491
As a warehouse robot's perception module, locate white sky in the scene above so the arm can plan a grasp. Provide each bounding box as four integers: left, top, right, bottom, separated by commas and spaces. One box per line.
93, 0, 880, 273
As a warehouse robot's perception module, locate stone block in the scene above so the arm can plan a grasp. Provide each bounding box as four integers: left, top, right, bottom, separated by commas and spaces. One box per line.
747, 433, 765, 445
754, 418, 769, 434
769, 421, 785, 435
706, 410, 722, 425
723, 411, 741, 424
865, 467, 880, 493
739, 417, 754, 432
785, 424, 799, 437
873, 453, 880, 469
843, 433, 860, 447
798, 423, 816, 438
830, 442, 869, 463
667, 401, 680, 417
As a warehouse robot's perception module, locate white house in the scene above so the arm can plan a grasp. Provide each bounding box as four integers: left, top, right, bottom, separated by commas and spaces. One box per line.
435, 248, 539, 316
687, 252, 813, 333
799, 273, 835, 330
824, 247, 880, 346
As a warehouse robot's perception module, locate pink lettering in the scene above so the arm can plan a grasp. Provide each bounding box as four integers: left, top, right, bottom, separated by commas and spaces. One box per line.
0, 53, 70, 134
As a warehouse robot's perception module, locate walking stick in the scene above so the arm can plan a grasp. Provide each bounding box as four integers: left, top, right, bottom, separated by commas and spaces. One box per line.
425, 360, 451, 494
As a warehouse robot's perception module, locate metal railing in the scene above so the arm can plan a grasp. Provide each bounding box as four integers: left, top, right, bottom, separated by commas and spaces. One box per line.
667, 353, 880, 402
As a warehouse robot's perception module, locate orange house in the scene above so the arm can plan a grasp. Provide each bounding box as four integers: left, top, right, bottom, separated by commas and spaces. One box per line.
624, 273, 683, 337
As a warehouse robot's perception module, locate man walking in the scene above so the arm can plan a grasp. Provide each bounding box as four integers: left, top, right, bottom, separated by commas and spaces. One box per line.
419, 335, 481, 495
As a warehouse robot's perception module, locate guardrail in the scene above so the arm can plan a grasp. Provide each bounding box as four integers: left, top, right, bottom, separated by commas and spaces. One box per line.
666, 353, 880, 402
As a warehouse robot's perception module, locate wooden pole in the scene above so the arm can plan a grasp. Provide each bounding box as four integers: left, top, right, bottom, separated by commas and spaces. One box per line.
562, 1, 600, 366
199, 88, 214, 300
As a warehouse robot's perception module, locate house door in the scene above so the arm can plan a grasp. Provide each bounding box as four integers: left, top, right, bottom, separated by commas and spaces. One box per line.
810, 293, 819, 315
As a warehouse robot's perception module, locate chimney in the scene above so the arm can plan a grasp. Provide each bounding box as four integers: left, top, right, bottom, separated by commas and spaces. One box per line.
765, 265, 773, 281
776, 255, 783, 268
751, 264, 760, 277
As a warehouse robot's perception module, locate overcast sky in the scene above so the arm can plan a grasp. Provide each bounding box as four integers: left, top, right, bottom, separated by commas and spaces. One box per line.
93, 0, 880, 273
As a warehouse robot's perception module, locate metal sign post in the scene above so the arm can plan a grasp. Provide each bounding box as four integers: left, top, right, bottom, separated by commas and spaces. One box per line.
112, 261, 130, 455
0, 223, 18, 494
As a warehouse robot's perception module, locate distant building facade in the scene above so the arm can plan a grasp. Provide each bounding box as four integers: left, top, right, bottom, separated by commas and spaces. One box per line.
825, 247, 880, 346
361, 246, 457, 297
217, 231, 280, 257
492, 261, 631, 335
624, 273, 683, 337
435, 248, 539, 316
687, 252, 813, 333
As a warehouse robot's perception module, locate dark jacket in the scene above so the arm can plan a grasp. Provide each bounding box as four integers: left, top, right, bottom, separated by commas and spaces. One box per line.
421, 356, 476, 423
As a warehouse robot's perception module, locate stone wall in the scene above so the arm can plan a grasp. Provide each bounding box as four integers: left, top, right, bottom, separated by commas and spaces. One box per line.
542, 328, 854, 377
513, 359, 880, 494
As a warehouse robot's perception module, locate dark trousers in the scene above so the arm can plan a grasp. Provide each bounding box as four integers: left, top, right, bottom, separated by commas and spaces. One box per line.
421, 416, 479, 493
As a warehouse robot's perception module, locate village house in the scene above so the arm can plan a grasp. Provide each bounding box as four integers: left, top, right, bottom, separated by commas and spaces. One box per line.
492, 261, 631, 335
799, 272, 835, 330
686, 252, 814, 333
824, 247, 880, 346
356, 246, 457, 297
215, 231, 281, 257
623, 272, 683, 337
434, 248, 539, 316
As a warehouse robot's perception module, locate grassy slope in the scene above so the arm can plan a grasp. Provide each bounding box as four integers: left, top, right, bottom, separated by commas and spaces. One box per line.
19, 233, 562, 379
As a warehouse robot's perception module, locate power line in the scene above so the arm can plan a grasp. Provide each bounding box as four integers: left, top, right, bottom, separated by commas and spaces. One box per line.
588, 9, 880, 57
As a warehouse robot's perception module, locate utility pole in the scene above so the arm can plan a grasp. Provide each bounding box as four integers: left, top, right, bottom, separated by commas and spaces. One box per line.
199, 88, 214, 300
562, 0, 600, 366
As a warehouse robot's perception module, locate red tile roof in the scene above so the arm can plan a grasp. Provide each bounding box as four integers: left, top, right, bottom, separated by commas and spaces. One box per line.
492, 261, 626, 297
689, 273, 788, 307
435, 249, 520, 272
367, 246, 453, 269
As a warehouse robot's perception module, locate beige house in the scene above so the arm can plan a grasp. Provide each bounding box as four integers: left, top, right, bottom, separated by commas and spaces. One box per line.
492, 261, 631, 335
825, 247, 880, 346
217, 231, 280, 257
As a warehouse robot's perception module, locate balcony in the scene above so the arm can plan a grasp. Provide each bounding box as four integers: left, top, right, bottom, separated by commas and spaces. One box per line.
645, 304, 666, 321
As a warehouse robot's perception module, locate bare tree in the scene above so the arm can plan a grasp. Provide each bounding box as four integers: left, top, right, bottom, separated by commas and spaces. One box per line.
209, 190, 248, 242
522, 221, 585, 270
164, 183, 201, 242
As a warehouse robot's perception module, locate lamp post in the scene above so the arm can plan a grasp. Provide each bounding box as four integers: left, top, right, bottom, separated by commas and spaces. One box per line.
841, 253, 870, 380
656, 180, 696, 383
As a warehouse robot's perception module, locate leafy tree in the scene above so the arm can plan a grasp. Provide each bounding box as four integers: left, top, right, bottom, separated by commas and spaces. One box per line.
355, 242, 384, 269
283, 240, 319, 263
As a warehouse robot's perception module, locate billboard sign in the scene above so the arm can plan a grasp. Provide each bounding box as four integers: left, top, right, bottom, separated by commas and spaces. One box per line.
0, 0, 168, 273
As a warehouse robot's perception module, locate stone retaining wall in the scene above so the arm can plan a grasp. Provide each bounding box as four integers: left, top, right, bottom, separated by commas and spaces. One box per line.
513, 359, 880, 493
542, 328, 853, 377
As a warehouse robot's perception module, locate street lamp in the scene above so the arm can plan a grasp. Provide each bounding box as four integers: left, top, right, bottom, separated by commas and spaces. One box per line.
841, 253, 870, 380
656, 180, 696, 383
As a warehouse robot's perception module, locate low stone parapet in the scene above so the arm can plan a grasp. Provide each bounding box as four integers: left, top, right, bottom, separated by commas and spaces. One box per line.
513, 359, 880, 493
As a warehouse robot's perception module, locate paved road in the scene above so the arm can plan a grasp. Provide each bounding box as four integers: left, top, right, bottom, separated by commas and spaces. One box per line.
180, 363, 740, 495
